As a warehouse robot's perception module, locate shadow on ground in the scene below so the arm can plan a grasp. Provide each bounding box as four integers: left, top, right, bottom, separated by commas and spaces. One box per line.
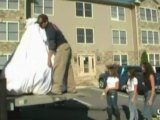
8, 100, 95, 120
121, 105, 143, 120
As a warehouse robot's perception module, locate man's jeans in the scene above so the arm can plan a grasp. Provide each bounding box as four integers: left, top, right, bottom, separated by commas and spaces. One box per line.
128, 92, 138, 120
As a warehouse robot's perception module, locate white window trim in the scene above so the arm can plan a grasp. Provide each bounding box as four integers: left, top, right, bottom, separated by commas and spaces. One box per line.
148, 53, 160, 66
77, 54, 96, 76
140, 7, 158, 23
76, 27, 95, 44
112, 29, 127, 45
1, 53, 12, 60
141, 29, 159, 45
111, 6, 126, 22
75, 1, 93, 18
113, 54, 128, 65
0, 21, 19, 42
0, 54, 12, 68
0, 0, 19, 10
33, 0, 54, 16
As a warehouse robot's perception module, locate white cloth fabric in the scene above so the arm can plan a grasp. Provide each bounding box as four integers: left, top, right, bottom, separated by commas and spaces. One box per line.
5, 22, 52, 95
25, 18, 37, 29
127, 77, 138, 92
107, 77, 119, 88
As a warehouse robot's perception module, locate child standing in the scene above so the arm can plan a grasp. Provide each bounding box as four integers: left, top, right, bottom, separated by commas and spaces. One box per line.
126, 68, 139, 120
102, 64, 120, 120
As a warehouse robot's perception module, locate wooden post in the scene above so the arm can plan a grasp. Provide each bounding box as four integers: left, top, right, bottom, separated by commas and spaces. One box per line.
0, 70, 7, 120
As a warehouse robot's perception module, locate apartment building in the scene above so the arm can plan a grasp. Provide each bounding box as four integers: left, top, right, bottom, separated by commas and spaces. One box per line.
0, 0, 159, 85
136, 0, 160, 66
27, 0, 136, 82
0, 0, 26, 69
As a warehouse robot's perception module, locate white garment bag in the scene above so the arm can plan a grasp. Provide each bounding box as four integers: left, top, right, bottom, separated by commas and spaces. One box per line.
5, 23, 52, 95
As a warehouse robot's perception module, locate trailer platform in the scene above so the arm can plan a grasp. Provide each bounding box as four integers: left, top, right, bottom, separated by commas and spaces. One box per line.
7, 93, 85, 111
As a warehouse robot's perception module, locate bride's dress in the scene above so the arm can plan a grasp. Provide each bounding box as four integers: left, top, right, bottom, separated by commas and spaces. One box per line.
4, 21, 52, 95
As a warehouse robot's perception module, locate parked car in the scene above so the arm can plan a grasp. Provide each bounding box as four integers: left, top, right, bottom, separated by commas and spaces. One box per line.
98, 65, 144, 94
99, 65, 160, 94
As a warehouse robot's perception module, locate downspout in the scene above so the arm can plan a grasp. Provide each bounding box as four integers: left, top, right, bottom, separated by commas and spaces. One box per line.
135, 5, 140, 65
24, 0, 27, 19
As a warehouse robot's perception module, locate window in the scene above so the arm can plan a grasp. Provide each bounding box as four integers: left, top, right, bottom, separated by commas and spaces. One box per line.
0, 55, 11, 69
0, 55, 7, 69
0, 0, 18, 10
112, 30, 126, 44
0, 23, 6, 40
34, 0, 53, 15
140, 8, 145, 20
148, 53, 160, 66
77, 55, 95, 75
76, 2, 92, 17
113, 54, 128, 65
0, 22, 18, 41
140, 8, 158, 22
111, 6, 125, 21
141, 30, 159, 45
77, 28, 93, 43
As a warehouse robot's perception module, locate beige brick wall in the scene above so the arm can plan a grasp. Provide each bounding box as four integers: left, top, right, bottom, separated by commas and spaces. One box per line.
0, 0, 26, 54
0, 0, 159, 87
137, 0, 160, 56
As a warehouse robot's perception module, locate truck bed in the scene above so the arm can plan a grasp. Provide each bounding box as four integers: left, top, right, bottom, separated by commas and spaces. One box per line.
7, 93, 83, 111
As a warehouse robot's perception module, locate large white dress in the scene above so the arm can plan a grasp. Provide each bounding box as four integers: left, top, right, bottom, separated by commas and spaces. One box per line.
4, 22, 52, 95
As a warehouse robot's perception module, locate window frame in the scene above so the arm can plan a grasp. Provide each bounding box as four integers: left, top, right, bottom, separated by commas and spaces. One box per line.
141, 29, 159, 45
76, 27, 94, 44
34, 0, 54, 16
139, 7, 158, 23
77, 54, 96, 76
148, 53, 160, 66
0, 0, 19, 10
0, 54, 12, 69
111, 6, 126, 21
112, 29, 127, 45
0, 21, 19, 42
75, 1, 93, 18
113, 54, 128, 65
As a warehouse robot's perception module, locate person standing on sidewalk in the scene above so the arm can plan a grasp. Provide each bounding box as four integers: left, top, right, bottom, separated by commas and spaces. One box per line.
102, 64, 120, 120
141, 62, 156, 120
37, 14, 76, 95
125, 68, 139, 120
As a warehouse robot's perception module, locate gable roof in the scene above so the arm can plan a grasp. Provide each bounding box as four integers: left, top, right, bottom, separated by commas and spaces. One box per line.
71, 0, 159, 7
140, 0, 160, 4
71, 0, 135, 7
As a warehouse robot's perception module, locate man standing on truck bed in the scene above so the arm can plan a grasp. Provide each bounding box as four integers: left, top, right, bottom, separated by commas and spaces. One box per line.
37, 14, 77, 95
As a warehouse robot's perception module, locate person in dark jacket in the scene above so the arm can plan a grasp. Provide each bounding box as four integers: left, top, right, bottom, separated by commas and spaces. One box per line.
37, 14, 76, 95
